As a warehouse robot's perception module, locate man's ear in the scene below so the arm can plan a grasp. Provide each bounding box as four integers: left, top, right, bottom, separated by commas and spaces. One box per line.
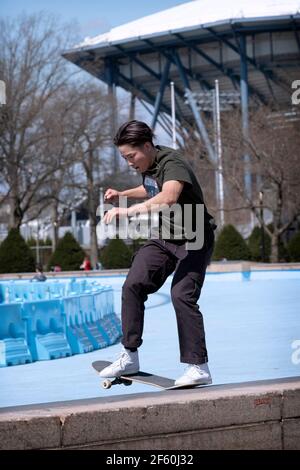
144, 141, 152, 152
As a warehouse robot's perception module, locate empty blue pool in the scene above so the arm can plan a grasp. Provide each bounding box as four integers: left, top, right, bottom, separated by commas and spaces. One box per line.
0, 270, 299, 407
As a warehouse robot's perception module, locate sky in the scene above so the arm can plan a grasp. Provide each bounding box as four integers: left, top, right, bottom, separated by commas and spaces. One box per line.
0, 0, 188, 145
0, 0, 186, 38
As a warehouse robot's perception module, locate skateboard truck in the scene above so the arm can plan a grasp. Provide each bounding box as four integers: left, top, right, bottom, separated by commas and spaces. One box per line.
102, 377, 133, 389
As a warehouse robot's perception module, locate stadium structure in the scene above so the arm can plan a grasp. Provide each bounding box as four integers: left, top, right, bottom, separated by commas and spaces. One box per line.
63, 0, 300, 229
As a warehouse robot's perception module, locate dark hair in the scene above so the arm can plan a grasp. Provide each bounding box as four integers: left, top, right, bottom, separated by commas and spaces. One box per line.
36, 263, 43, 272
114, 120, 155, 147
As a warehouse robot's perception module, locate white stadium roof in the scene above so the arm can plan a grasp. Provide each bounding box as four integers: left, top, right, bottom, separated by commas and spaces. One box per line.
77, 0, 300, 49
63, 0, 300, 132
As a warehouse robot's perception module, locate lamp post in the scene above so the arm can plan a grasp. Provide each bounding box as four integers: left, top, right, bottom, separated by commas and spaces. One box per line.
170, 81, 176, 150
0, 80, 6, 105
259, 191, 266, 262
52, 220, 58, 253
214, 80, 225, 228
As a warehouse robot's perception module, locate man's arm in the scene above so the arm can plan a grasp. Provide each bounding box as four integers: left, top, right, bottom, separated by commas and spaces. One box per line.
127, 180, 184, 216
104, 185, 148, 202
120, 185, 148, 199
103, 180, 184, 224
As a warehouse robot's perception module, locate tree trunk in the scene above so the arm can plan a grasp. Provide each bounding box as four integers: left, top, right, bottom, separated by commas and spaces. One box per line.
270, 232, 279, 263
270, 186, 282, 263
89, 215, 99, 269
86, 149, 99, 269
9, 188, 23, 229
50, 202, 59, 253
88, 190, 99, 269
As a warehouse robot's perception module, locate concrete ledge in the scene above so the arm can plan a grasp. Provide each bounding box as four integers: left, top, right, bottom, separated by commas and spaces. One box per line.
0, 262, 300, 280
0, 416, 61, 450
1, 377, 299, 450
283, 418, 300, 450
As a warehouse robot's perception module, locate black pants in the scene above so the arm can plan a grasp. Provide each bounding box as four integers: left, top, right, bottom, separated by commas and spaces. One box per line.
121, 229, 214, 364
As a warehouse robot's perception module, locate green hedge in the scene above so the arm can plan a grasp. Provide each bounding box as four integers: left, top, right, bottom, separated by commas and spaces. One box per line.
247, 226, 271, 261
0, 228, 36, 273
287, 231, 300, 262
47, 232, 85, 271
100, 238, 133, 269
27, 237, 52, 247
213, 224, 251, 261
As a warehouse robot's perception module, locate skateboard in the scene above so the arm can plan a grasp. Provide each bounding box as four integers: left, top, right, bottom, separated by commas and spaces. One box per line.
92, 360, 210, 391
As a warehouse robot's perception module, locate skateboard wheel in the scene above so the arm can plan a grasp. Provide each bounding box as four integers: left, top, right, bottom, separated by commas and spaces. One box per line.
102, 379, 112, 389
124, 380, 132, 386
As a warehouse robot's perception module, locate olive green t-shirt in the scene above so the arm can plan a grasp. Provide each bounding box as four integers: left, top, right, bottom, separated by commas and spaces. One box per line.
142, 145, 214, 242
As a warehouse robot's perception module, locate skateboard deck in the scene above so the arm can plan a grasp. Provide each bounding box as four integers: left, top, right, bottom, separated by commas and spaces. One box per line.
92, 360, 209, 390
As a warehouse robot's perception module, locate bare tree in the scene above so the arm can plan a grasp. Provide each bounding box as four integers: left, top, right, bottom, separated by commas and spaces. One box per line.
66, 83, 113, 268
243, 108, 300, 261
0, 12, 79, 228
177, 104, 300, 262
216, 106, 300, 261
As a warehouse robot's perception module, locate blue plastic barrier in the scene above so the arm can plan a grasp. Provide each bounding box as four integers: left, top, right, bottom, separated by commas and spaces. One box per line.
99, 313, 122, 345
242, 271, 251, 281
79, 293, 110, 349
93, 288, 121, 344
93, 289, 106, 318
0, 278, 120, 366
0, 279, 108, 303
0, 303, 32, 366
0, 283, 6, 303
22, 299, 71, 361
62, 296, 95, 354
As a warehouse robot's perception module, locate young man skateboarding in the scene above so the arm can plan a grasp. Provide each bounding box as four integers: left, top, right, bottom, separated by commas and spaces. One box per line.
100, 120, 215, 386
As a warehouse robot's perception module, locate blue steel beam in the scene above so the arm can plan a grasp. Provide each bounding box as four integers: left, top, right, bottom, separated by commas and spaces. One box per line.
113, 44, 185, 101
118, 70, 175, 118
291, 18, 300, 53
173, 33, 268, 104
113, 43, 212, 129
205, 27, 292, 93
138, 98, 173, 138
172, 50, 216, 166
142, 39, 212, 91
63, 19, 300, 66
228, 20, 300, 34
173, 32, 237, 89
106, 59, 119, 172
114, 45, 195, 129
151, 59, 171, 129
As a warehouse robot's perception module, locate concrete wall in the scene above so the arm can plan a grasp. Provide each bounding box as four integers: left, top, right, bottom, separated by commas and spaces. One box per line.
1, 262, 300, 280
1, 376, 299, 450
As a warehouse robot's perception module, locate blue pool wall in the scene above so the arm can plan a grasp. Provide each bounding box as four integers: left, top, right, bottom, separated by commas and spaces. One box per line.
0, 278, 122, 367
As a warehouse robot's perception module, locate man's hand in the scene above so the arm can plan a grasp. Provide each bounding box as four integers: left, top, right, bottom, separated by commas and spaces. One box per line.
104, 188, 120, 202
102, 207, 128, 224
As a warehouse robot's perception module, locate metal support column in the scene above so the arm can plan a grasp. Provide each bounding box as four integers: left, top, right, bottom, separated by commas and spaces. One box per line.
214, 80, 225, 228
172, 51, 216, 166
240, 35, 255, 228
240, 36, 252, 199
170, 81, 176, 149
129, 93, 136, 120
151, 59, 171, 129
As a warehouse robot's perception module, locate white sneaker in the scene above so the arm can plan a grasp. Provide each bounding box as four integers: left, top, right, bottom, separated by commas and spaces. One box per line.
175, 363, 212, 386
99, 348, 140, 378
